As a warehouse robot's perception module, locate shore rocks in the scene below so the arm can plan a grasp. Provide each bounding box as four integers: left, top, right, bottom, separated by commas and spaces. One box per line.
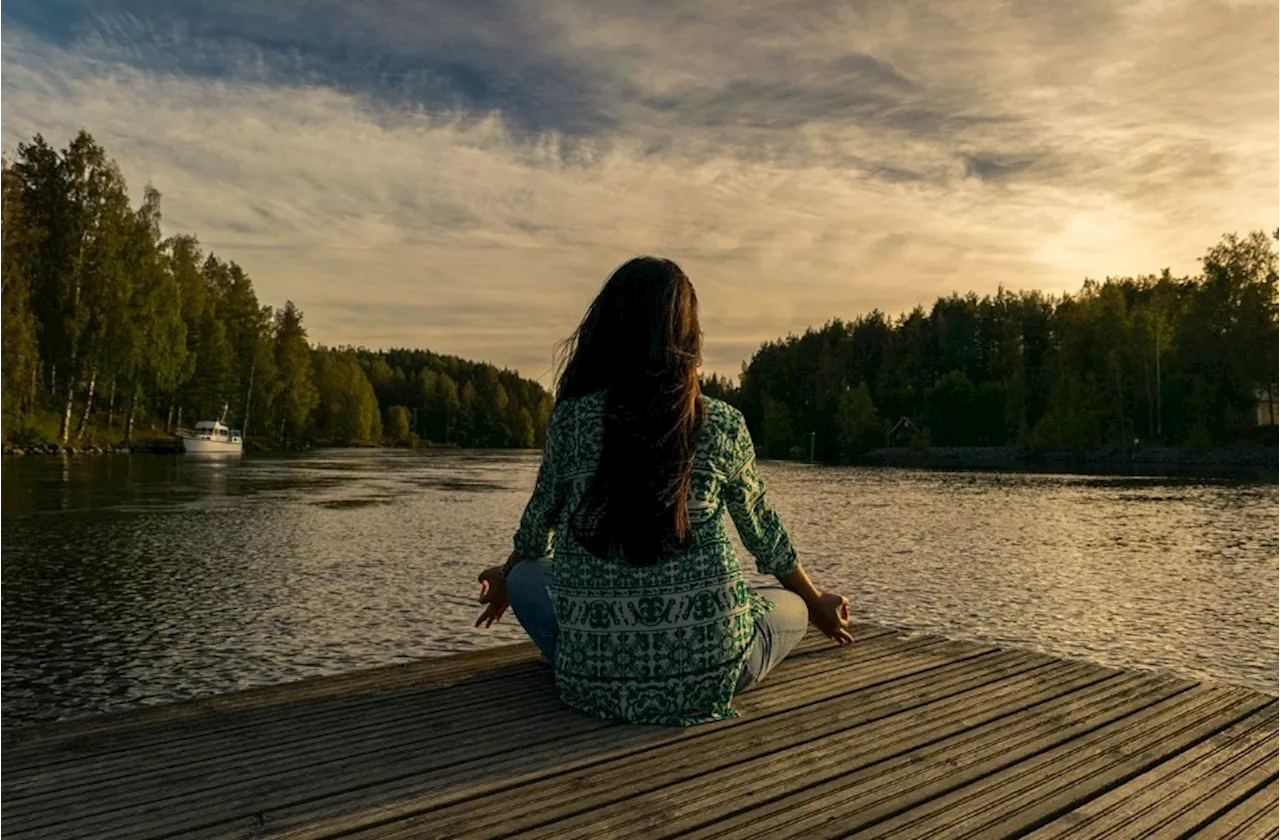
3, 443, 141, 456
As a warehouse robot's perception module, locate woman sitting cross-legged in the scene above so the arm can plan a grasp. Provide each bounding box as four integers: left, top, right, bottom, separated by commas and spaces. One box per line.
475, 256, 853, 726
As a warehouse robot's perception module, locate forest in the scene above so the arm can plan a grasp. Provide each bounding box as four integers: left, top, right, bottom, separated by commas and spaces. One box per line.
1, 131, 552, 449
705, 231, 1278, 461
2, 131, 1275, 460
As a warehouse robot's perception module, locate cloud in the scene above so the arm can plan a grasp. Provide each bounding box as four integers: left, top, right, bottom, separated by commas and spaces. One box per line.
2, 0, 1276, 382
2, 0, 616, 137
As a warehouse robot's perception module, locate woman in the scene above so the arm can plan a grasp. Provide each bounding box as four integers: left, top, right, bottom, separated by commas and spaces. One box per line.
474, 257, 852, 726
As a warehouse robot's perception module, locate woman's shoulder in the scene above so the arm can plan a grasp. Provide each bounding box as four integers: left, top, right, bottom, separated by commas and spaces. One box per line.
701, 396, 746, 432
552, 390, 605, 411
697, 398, 751, 467
548, 390, 606, 425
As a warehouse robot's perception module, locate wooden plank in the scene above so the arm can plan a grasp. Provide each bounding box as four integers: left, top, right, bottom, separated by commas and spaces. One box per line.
841, 687, 1274, 839
5, 635, 993, 840
254, 650, 1024, 840
3, 623, 890, 766
2, 628, 902, 809
1191, 778, 1279, 840
604, 671, 1180, 840
6, 630, 1273, 840
262, 643, 1009, 840
1148, 747, 1278, 838
262, 640, 1018, 834
1024, 705, 1278, 838
225, 644, 1015, 840
1, 645, 545, 769
2, 627, 891, 792
790, 625, 900, 656
3, 698, 610, 838
2, 669, 557, 801
696, 681, 1231, 840
324, 656, 1107, 840
578, 671, 1186, 840
3, 643, 541, 748
511, 664, 1140, 840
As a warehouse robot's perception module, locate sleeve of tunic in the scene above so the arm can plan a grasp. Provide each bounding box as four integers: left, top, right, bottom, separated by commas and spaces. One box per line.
512, 405, 564, 560
722, 409, 799, 577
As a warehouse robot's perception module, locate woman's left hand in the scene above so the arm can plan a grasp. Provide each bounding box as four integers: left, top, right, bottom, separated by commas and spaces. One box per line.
474, 565, 510, 628
808, 591, 853, 645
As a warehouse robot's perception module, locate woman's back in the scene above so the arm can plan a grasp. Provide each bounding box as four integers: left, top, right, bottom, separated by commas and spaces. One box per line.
477, 256, 851, 725
513, 391, 799, 725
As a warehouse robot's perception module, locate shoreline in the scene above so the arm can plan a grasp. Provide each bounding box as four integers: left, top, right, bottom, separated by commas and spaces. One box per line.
2, 442, 158, 456
0, 440, 478, 457
4, 441, 1275, 479
854, 445, 1277, 475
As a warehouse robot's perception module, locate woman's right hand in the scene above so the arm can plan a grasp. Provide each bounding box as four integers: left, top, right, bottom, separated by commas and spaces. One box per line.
808, 592, 853, 644
474, 565, 510, 628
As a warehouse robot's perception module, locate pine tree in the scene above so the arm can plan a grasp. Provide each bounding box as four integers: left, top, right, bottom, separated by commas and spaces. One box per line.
273, 302, 318, 442
1, 160, 41, 423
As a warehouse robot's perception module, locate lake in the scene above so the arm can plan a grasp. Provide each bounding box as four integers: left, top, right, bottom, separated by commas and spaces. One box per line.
2, 450, 1276, 727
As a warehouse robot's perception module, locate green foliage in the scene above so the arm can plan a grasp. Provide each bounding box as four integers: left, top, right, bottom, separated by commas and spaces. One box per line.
4, 131, 1267, 457
919, 371, 1005, 446
701, 373, 740, 405
1, 162, 40, 426
924, 370, 977, 446
14, 132, 136, 442
836, 382, 883, 455
351, 347, 548, 448
513, 407, 536, 449
1, 131, 552, 450
312, 349, 381, 445
191, 305, 233, 422
4, 417, 53, 448
273, 302, 319, 441
736, 233, 1277, 459
384, 405, 415, 447
761, 396, 794, 458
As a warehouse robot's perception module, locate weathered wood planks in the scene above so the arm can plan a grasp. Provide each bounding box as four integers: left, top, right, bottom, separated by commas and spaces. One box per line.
3, 624, 1275, 839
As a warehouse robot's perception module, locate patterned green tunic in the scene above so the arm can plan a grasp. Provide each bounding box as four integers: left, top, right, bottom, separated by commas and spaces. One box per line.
513, 392, 798, 726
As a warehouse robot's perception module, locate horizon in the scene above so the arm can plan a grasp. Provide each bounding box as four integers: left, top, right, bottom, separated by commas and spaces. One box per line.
3, 0, 1277, 383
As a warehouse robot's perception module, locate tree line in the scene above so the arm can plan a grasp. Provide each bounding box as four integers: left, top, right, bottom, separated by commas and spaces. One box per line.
5, 131, 1274, 460
1, 131, 552, 449
708, 231, 1278, 461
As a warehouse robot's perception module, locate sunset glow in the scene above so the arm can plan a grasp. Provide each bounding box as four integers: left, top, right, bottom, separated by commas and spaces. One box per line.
4, 0, 1276, 379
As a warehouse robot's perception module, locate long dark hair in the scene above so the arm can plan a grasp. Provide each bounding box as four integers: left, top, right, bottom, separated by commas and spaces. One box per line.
556, 257, 708, 566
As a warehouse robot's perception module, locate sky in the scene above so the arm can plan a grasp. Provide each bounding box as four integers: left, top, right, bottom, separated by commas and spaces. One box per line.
2, 0, 1276, 382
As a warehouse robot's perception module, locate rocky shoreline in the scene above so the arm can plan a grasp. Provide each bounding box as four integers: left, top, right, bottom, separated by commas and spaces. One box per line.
2, 441, 182, 456
2, 439, 312, 457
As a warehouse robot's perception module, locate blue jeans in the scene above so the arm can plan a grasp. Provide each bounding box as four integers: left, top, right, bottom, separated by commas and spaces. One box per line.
504, 560, 809, 694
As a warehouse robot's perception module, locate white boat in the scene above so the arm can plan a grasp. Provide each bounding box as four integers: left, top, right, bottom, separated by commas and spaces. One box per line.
182, 420, 244, 455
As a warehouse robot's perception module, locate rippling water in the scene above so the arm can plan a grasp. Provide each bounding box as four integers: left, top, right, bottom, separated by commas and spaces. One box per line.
2, 451, 1276, 726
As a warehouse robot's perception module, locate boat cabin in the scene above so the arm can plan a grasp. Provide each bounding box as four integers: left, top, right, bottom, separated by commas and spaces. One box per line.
192, 421, 243, 443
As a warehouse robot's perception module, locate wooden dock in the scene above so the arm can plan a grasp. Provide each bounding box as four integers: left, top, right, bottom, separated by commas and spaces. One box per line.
3, 625, 1276, 839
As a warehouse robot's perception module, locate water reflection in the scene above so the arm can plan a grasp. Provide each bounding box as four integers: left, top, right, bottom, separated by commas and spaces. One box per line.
2, 452, 1276, 726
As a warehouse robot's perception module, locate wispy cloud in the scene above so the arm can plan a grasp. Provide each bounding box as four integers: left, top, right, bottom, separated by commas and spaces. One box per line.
2, 0, 1275, 380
